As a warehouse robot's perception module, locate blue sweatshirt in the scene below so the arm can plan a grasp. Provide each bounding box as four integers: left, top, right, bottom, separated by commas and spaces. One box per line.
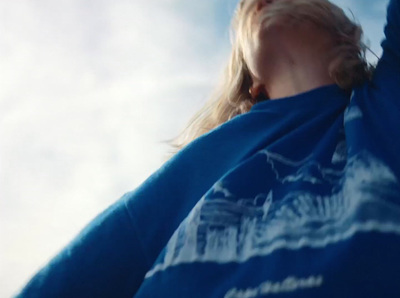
16, 0, 400, 297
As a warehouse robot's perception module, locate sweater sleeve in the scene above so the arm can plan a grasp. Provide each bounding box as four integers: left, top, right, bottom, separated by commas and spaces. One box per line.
13, 131, 247, 298
14, 106, 280, 298
373, 0, 400, 96
382, 0, 400, 67
14, 193, 150, 298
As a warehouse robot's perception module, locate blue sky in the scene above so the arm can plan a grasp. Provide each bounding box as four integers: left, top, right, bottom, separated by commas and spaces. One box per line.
0, 0, 390, 296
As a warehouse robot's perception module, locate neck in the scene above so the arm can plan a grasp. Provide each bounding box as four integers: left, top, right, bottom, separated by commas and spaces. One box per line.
264, 52, 335, 100
256, 23, 336, 100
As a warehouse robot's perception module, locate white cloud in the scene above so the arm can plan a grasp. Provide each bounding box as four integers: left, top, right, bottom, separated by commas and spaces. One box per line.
0, 1, 227, 296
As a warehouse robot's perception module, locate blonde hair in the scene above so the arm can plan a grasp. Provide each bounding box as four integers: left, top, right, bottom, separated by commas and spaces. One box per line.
165, 0, 374, 157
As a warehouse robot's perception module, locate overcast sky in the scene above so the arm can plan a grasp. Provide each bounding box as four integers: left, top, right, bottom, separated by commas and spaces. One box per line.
0, 0, 390, 296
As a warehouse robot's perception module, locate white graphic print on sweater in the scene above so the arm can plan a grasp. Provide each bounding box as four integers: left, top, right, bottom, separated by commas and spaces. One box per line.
146, 150, 400, 278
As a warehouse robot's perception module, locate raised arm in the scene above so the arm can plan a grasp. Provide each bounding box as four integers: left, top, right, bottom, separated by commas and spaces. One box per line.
382, 0, 400, 65
373, 0, 400, 88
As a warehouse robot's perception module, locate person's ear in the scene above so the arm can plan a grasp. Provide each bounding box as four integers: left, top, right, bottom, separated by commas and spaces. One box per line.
249, 84, 265, 100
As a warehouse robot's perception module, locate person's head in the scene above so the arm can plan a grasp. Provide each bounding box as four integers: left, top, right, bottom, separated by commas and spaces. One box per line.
166, 0, 373, 157
234, 0, 372, 98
